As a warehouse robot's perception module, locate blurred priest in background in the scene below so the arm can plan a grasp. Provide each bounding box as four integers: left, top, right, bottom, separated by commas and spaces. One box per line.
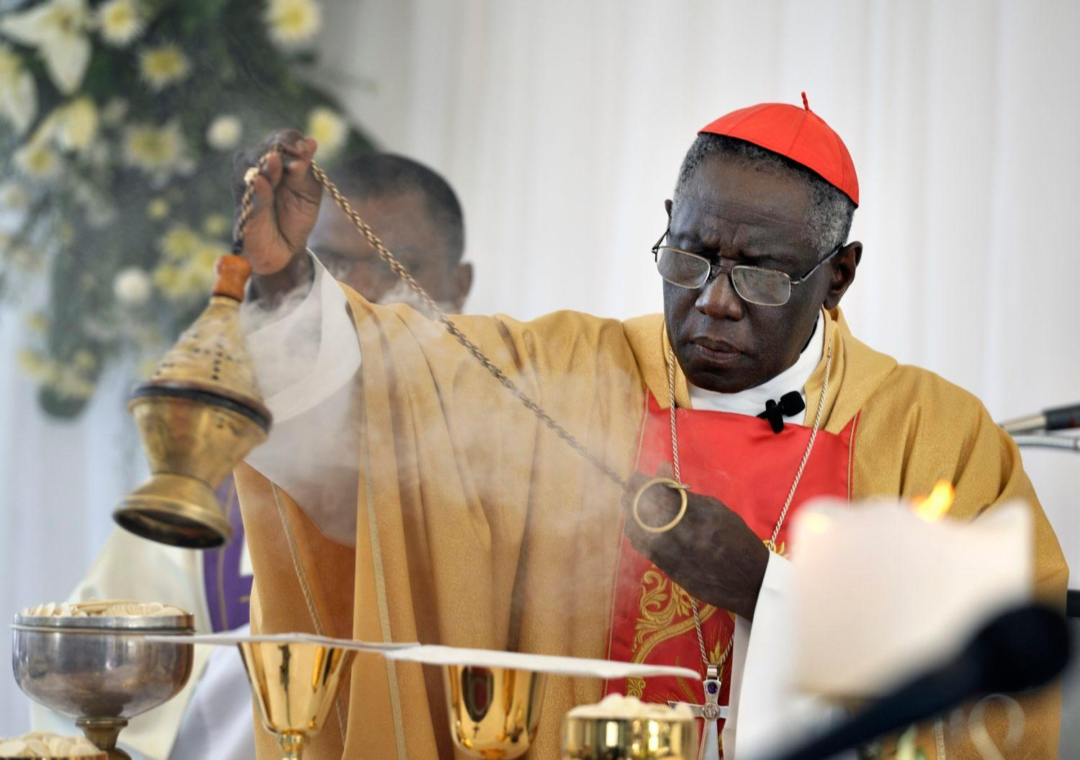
31, 153, 472, 760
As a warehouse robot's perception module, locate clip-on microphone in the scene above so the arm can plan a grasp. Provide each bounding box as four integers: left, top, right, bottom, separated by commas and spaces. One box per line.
758, 391, 806, 433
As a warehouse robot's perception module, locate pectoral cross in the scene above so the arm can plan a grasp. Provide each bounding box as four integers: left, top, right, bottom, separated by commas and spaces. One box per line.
669, 665, 728, 760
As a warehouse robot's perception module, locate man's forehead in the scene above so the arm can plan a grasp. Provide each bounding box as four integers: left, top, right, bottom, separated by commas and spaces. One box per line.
677, 192, 808, 231
672, 158, 815, 250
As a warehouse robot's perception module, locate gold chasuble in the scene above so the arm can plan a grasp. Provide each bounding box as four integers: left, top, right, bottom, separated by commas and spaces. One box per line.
235, 289, 1067, 760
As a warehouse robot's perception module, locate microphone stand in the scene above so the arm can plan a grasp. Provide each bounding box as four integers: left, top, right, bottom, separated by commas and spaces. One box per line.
1000, 402, 1080, 436
1010, 434, 1080, 452
1000, 403, 1080, 452
1000, 406, 1080, 616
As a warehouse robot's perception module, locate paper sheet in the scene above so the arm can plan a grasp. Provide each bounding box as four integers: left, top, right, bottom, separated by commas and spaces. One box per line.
384, 644, 701, 681
145, 634, 701, 681
145, 632, 416, 652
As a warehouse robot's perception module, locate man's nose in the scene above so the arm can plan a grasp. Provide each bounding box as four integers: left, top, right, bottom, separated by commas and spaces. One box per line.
695, 271, 744, 320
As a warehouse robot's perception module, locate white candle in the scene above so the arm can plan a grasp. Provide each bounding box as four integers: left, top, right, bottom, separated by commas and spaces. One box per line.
790, 497, 1033, 698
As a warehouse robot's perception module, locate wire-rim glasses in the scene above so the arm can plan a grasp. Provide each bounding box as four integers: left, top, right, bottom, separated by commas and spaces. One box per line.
651, 228, 842, 307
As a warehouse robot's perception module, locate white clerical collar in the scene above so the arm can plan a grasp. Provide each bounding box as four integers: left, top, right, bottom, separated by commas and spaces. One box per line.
687, 311, 824, 425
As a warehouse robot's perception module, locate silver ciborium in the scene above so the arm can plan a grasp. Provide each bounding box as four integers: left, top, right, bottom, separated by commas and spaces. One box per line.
11, 613, 195, 760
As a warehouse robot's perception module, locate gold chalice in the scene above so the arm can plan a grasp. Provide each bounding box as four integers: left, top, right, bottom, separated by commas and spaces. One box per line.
237, 641, 356, 760
442, 665, 548, 759
385, 645, 702, 760
114, 255, 271, 549
561, 714, 699, 759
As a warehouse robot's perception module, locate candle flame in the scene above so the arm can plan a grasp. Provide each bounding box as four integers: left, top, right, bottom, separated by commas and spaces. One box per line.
914, 481, 955, 522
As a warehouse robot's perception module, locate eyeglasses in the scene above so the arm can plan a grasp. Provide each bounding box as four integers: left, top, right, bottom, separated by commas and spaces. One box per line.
651, 229, 842, 307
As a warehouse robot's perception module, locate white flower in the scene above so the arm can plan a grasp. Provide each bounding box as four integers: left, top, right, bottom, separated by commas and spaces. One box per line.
101, 98, 127, 125
146, 198, 169, 220
0, 0, 92, 95
0, 44, 37, 134
114, 267, 152, 305
202, 213, 231, 237
206, 115, 242, 151
138, 44, 191, 91
265, 0, 322, 47
123, 121, 186, 181
0, 182, 31, 210
14, 139, 61, 180
54, 97, 99, 152
97, 0, 144, 46
307, 106, 347, 158
159, 225, 200, 259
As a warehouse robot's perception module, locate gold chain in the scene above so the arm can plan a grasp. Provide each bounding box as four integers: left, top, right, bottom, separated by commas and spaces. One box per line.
666, 343, 833, 677
234, 147, 632, 493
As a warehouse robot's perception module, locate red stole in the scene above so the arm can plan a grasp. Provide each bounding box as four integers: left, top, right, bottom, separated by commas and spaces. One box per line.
604, 394, 857, 731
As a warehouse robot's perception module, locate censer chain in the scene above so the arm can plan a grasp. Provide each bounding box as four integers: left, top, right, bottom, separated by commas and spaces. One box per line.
234, 147, 631, 493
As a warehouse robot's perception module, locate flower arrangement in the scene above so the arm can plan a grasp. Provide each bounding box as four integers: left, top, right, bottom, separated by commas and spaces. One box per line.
0, 0, 371, 417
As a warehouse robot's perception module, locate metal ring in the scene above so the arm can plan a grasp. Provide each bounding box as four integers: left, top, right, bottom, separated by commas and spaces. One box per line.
632, 477, 689, 534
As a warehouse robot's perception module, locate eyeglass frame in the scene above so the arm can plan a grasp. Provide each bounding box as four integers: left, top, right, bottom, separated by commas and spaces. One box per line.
650, 227, 844, 305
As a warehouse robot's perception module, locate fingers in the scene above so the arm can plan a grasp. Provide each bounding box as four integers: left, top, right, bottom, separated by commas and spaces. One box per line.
279, 138, 321, 200
231, 130, 309, 197
250, 171, 274, 210
267, 128, 306, 149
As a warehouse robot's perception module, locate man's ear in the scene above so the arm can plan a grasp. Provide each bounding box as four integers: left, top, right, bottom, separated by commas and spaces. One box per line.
823, 241, 861, 310
451, 261, 473, 312
665, 199, 673, 218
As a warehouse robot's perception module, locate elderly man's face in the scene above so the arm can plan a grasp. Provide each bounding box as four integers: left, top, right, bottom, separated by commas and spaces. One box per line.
309, 190, 472, 312
663, 154, 859, 393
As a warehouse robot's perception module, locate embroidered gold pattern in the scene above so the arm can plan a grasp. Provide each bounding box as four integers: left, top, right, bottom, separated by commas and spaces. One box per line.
632, 570, 716, 663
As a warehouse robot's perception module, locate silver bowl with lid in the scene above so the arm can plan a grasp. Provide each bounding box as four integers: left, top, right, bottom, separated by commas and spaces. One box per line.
11, 612, 195, 760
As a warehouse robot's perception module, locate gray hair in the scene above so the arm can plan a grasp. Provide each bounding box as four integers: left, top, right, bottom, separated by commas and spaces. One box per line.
674, 134, 855, 258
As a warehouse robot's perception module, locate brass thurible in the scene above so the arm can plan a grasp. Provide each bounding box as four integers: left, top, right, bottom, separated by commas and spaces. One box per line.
114, 255, 272, 549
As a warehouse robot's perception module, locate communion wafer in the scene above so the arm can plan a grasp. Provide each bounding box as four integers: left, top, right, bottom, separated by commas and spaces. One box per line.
101, 602, 187, 617
19, 600, 188, 618
566, 693, 693, 720
0, 732, 105, 758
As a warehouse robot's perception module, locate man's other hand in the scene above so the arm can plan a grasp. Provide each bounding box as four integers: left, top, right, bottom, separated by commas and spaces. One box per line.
622, 470, 770, 621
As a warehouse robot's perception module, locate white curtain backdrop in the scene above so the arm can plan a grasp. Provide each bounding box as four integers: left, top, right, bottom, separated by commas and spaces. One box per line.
2, 0, 1078, 751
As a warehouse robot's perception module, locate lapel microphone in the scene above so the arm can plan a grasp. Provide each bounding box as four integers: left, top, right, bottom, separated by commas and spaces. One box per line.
758, 391, 806, 433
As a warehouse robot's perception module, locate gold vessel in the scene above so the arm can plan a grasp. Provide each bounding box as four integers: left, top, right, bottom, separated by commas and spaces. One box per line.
114, 255, 271, 549
442, 665, 548, 759
561, 715, 699, 759
238, 641, 356, 760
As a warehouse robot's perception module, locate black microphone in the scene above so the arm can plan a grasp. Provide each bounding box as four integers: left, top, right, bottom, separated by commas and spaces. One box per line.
1000, 403, 1080, 435
765, 605, 1072, 760
758, 391, 806, 433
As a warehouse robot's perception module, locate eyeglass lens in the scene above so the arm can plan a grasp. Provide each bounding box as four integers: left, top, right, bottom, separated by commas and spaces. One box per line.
656, 248, 792, 306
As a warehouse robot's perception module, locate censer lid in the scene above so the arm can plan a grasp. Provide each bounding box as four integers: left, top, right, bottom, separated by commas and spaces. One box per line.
136, 256, 271, 425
